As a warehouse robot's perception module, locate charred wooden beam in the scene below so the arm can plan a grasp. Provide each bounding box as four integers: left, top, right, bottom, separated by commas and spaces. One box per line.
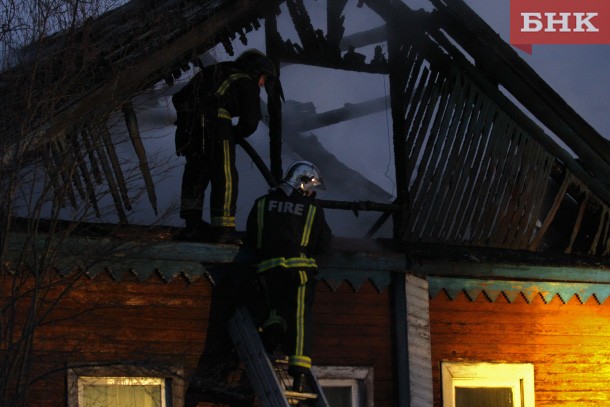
80, 128, 103, 185
279, 23, 389, 72
286, 0, 320, 55
317, 199, 403, 214
363, 0, 428, 36
590, 207, 608, 255
529, 173, 572, 251
42, 145, 66, 209
283, 0, 344, 65
265, 13, 284, 182
339, 26, 386, 51
283, 97, 389, 133
99, 125, 132, 211
367, 211, 392, 238
49, 140, 78, 209
56, 135, 87, 204
89, 130, 129, 225
327, 0, 348, 54
280, 51, 390, 74
122, 102, 157, 216
67, 133, 101, 218
366, 197, 409, 238
566, 195, 589, 254
387, 16, 414, 241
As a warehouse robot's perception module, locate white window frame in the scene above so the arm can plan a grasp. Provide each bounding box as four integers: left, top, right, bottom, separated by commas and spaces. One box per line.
317, 378, 359, 406
313, 366, 373, 407
441, 362, 535, 407
67, 365, 184, 407
77, 376, 166, 407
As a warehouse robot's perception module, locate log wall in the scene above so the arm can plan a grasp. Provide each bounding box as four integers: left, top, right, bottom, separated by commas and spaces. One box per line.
9, 272, 394, 406
314, 280, 395, 406
430, 289, 610, 407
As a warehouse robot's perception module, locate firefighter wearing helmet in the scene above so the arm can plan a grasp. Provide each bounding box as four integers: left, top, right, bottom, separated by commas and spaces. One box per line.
246, 160, 332, 395
172, 49, 279, 244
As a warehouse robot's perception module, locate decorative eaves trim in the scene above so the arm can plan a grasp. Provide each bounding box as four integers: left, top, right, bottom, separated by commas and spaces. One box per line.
413, 261, 610, 284
429, 276, 610, 304
317, 268, 394, 292
5, 232, 408, 292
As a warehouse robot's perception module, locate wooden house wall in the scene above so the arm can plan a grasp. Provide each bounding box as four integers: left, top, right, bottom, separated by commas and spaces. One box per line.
10, 272, 394, 406
314, 280, 396, 406
429, 288, 610, 407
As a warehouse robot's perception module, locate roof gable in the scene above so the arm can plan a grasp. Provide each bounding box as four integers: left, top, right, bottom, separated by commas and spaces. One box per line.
1, 0, 609, 258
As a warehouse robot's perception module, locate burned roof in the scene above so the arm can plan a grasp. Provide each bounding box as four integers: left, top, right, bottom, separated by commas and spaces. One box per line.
2, 0, 610, 259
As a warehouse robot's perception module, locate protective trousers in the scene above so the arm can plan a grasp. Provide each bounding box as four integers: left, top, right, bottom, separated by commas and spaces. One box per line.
210, 110, 238, 229
260, 266, 317, 376
180, 149, 209, 221
179, 109, 238, 228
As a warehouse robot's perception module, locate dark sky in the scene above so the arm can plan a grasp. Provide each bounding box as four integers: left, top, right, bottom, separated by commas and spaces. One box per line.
462, 0, 609, 139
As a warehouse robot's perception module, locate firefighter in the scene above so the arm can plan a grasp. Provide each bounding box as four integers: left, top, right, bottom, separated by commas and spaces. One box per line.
172, 49, 278, 244
246, 161, 332, 394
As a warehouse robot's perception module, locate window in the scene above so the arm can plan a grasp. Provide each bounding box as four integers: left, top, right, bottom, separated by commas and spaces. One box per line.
67, 365, 184, 407
319, 378, 358, 406
77, 376, 165, 407
313, 366, 373, 407
441, 362, 534, 407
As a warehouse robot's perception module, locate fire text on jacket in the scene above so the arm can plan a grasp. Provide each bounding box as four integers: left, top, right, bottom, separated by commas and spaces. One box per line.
267, 200, 305, 215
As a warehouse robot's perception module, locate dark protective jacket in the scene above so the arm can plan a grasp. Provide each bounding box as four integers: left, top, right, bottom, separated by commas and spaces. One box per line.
172, 61, 264, 227
246, 185, 331, 375
246, 186, 332, 266
172, 61, 262, 156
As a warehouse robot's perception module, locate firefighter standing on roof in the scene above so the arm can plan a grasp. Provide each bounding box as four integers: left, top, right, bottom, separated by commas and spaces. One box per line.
172, 49, 279, 244
246, 161, 332, 394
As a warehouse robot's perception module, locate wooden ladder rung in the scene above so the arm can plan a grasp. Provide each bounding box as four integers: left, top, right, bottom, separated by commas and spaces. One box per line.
285, 390, 319, 400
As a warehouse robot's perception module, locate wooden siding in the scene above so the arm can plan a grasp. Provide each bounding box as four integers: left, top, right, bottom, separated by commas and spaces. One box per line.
406, 274, 433, 407
20, 272, 213, 406
314, 280, 396, 407
6, 271, 394, 406
430, 288, 610, 407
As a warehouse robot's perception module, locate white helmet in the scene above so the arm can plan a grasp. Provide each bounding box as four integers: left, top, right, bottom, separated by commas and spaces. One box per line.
283, 161, 325, 195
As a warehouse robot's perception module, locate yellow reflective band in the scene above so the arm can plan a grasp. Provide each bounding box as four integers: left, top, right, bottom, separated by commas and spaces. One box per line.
257, 256, 317, 273
300, 205, 316, 247
299, 270, 308, 285
295, 270, 307, 356
215, 73, 251, 96
222, 139, 232, 219
256, 198, 266, 249
211, 216, 235, 227
217, 108, 231, 120
289, 355, 312, 369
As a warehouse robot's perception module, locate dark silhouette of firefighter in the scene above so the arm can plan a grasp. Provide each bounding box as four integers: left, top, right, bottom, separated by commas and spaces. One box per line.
172, 49, 278, 244
246, 161, 332, 395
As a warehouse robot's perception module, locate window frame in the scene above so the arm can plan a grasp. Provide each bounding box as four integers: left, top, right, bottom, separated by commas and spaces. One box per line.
312, 365, 373, 407
77, 376, 166, 407
67, 364, 184, 407
441, 362, 535, 407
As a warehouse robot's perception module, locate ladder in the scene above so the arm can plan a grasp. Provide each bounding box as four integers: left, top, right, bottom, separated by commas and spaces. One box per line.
227, 306, 329, 406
